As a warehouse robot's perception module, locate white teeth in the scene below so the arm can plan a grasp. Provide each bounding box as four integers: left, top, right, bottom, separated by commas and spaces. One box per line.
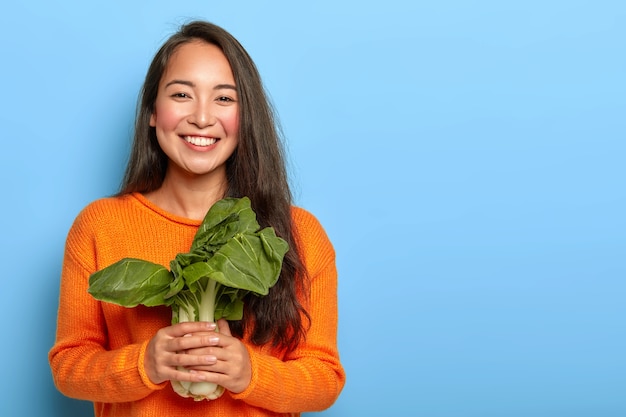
184, 136, 217, 146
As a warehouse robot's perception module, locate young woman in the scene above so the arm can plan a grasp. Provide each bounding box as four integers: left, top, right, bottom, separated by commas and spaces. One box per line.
49, 21, 345, 417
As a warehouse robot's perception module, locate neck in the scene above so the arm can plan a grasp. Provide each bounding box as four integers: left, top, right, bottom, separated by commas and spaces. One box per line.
145, 169, 229, 220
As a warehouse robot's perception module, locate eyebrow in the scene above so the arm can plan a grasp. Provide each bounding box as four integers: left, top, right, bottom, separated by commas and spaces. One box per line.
164, 80, 237, 91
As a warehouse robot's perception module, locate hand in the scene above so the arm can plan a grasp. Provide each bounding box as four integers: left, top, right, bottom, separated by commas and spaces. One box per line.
144, 321, 219, 385
185, 318, 252, 394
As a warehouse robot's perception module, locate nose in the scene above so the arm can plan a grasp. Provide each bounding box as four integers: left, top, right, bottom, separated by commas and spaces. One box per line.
188, 101, 216, 128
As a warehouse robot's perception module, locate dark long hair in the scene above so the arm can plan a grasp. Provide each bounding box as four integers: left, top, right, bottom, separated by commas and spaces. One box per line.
118, 21, 309, 352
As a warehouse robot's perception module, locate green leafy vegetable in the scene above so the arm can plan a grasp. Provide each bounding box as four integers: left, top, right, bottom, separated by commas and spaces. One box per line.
87, 197, 288, 401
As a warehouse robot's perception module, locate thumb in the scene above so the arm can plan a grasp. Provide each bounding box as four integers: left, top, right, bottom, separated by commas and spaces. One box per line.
217, 318, 232, 336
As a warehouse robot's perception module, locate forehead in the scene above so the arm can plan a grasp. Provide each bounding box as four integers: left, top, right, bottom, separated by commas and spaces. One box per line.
162, 40, 234, 82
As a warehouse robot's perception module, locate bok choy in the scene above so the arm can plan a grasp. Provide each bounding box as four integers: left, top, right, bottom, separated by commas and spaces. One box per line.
87, 197, 288, 401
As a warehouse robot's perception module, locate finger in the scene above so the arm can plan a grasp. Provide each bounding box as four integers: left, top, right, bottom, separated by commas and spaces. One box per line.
187, 363, 224, 373
186, 353, 233, 374
174, 333, 220, 352
169, 321, 217, 337
171, 367, 212, 383
188, 353, 251, 394
174, 350, 219, 368
217, 318, 232, 336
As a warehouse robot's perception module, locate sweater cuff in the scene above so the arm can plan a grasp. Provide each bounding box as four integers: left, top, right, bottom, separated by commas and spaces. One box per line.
138, 339, 169, 391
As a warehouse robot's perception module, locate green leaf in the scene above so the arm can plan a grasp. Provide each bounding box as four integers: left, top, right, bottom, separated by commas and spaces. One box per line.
88, 258, 173, 307
216, 297, 245, 321
181, 230, 287, 296
190, 197, 259, 252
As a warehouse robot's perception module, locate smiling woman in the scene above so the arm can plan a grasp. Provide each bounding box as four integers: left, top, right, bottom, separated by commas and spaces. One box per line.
48, 20, 345, 417
147, 40, 240, 217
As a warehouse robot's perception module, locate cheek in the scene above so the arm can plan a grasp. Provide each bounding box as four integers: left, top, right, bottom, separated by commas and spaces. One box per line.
222, 110, 240, 137
152, 102, 183, 132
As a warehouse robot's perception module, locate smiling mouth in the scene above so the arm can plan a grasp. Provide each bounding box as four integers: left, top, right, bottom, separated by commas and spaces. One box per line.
183, 136, 218, 147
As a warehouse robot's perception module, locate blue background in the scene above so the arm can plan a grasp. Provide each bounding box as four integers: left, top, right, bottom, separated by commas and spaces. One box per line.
1, 1, 624, 416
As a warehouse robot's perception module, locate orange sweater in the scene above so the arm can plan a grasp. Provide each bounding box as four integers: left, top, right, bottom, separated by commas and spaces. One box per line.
49, 193, 345, 417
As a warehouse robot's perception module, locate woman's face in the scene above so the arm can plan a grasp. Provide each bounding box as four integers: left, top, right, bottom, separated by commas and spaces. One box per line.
150, 40, 239, 182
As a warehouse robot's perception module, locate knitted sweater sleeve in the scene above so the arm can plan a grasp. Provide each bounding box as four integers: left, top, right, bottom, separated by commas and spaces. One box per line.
230, 207, 346, 412
48, 206, 166, 402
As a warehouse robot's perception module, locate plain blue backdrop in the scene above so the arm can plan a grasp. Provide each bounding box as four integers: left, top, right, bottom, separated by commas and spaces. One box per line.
1, 1, 624, 416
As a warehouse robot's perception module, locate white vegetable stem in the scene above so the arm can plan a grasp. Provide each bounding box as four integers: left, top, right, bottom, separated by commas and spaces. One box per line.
171, 279, 225, 401
198, 279, 216, 322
